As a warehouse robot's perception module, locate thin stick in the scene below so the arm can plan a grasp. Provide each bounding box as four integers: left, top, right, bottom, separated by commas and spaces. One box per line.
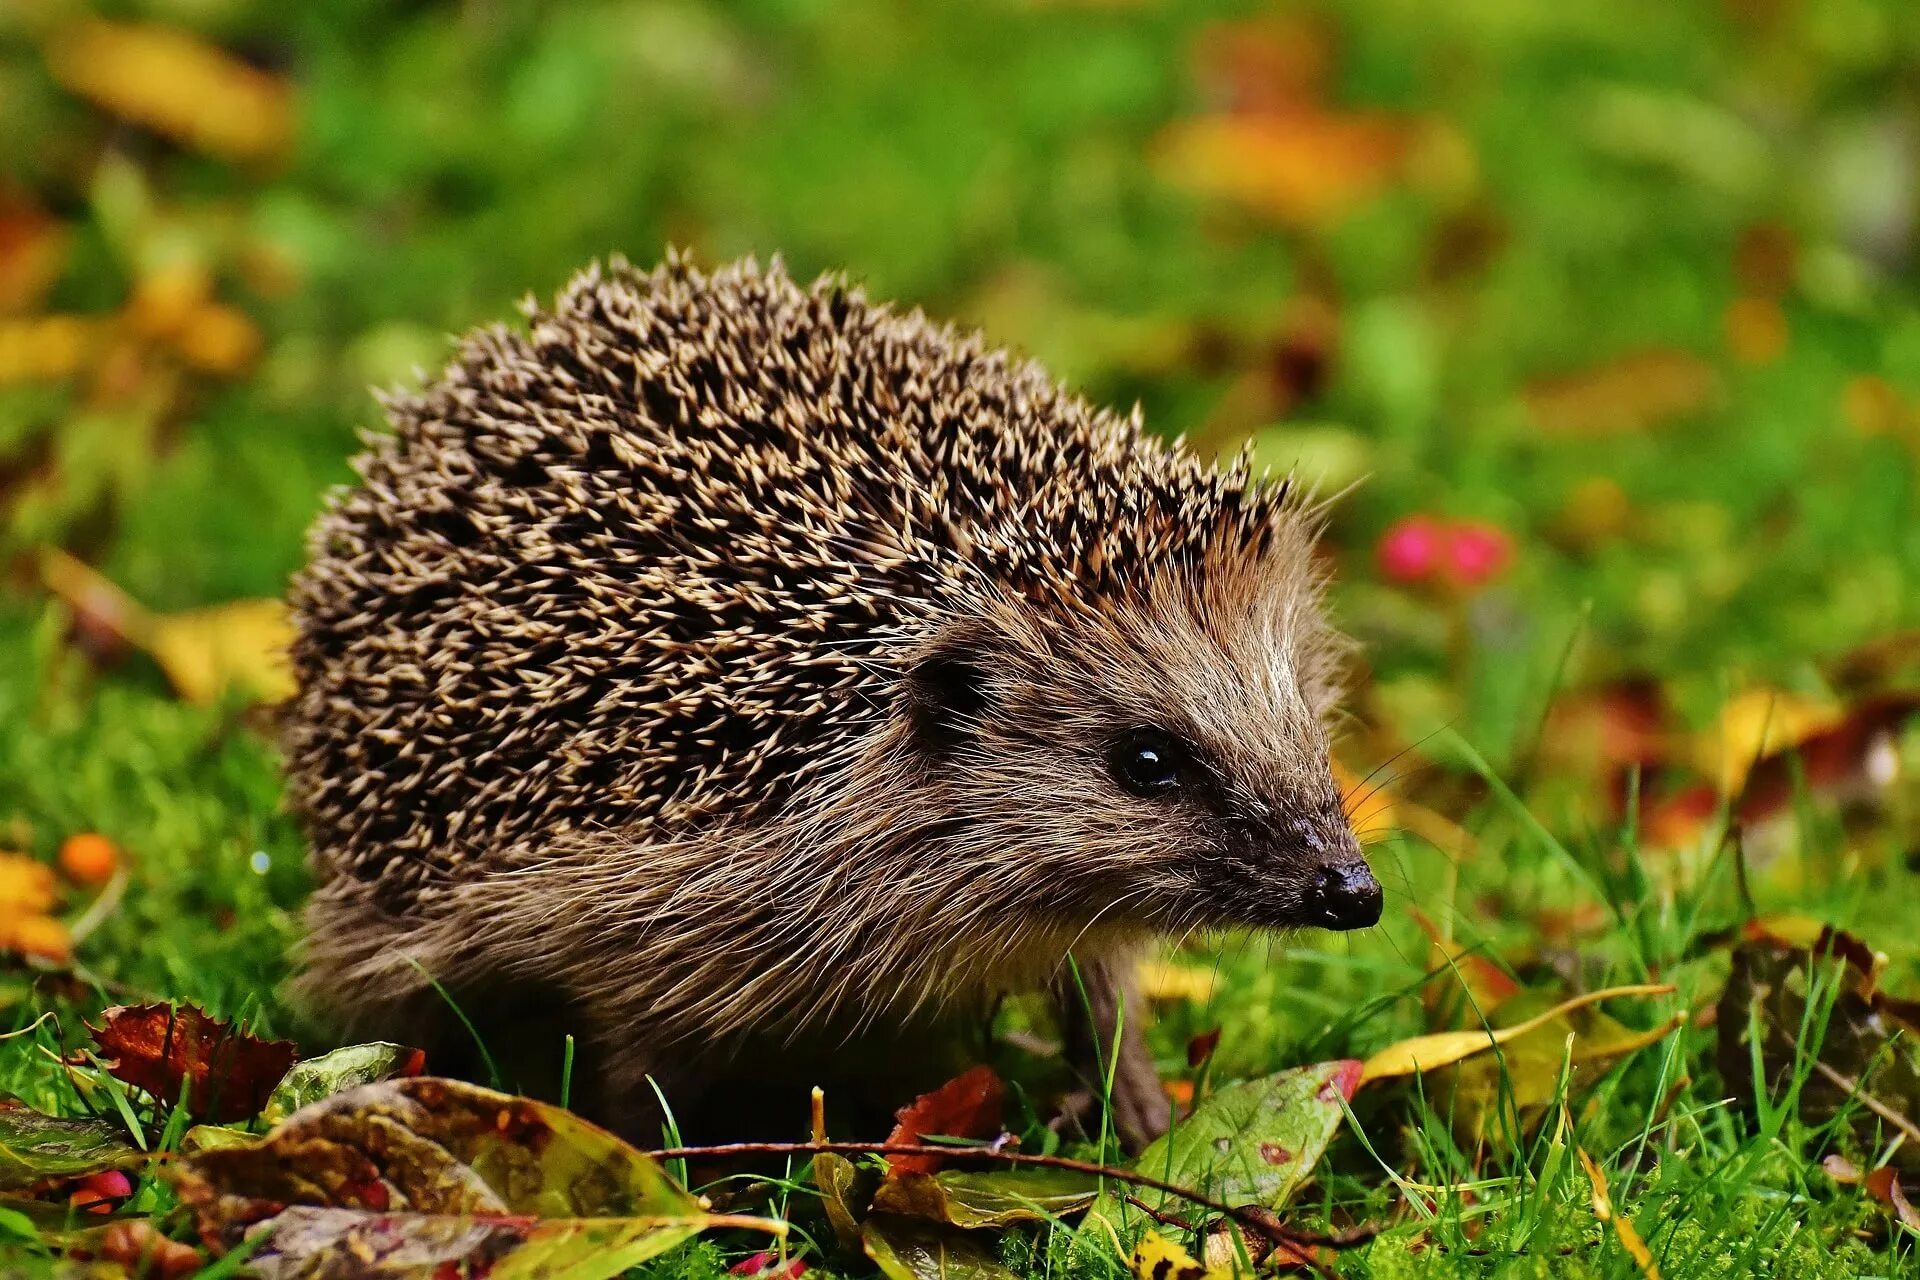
1813, 1060, 1920, 1148
646, 1139, 1356, 1253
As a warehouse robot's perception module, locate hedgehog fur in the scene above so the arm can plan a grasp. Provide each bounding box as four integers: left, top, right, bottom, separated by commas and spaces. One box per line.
285, 252, 1376, 1146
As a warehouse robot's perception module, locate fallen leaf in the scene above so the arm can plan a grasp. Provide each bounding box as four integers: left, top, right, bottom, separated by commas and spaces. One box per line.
1865, 1168, 1920, 1232
42, 550, 295, 705
89, 1003, 298, 1122
1410, 909, 1521, 1015
69, 1219, 205, 1279
0, 855, 56, 914
0, 914, 71, 965
884, 1066, 1004, 1175
1717, 923, 1920, 1170
260, 1042, 427, 1124
1152, 111, 1409, 228
871, 1168, 1100, 1228
1578, 1145, 1660, 1278
171, 1077, 782, 1278
862, 1215, 1021, 1280
1129, 1228, 1226, 1280
0, 1100, 142, 1192
0, 316, 99, 383
1361, 983, 1676, 1082
1092, 1059, 1358, 1229
1523, 349, 1716, 436
1695, 687, 1844, 795
813, 1151, 868, 1252
1137, 959, 1218, 1004
45, 20, 292, 162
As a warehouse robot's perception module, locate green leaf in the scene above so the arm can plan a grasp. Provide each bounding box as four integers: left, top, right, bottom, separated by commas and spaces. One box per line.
261, 1042, 426, 1123
870, 1168, 1100, 1228
0, 1099, 143, 1191
171, 1077, 783, 1279
813, 1150, 868, 1251
1089, 1059, 1360, 1230
861, 1215, 1022, 1280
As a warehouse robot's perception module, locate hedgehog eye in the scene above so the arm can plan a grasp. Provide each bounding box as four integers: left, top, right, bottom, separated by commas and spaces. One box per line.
1109, 728, 1185, 797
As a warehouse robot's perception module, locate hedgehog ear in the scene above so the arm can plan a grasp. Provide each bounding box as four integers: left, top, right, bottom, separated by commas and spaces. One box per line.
903, 637, 993, 754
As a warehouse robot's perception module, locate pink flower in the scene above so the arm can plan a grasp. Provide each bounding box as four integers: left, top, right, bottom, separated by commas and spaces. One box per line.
1375, 515, 1446, 583
1444, 520, 1514, 588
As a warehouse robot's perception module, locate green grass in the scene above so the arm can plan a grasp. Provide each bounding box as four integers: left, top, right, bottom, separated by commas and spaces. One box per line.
6, 0, 1920, 1275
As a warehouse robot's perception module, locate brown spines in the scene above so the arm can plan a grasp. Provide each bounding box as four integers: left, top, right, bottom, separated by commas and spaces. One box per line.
284, 253, 1319, 912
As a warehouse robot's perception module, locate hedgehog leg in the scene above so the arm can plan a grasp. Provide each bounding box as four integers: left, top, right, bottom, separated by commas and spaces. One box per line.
1053, 950, 1170, 1151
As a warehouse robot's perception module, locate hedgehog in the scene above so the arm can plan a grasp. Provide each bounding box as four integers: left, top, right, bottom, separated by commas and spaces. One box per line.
283, 252, 1380, 1149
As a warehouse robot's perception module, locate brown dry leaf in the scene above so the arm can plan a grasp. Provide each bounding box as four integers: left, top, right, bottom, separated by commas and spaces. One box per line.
1152, 110, 1409, 228
1577, 1144, 1661, 1278
0, 197, 70, 314
1360, 983, 1675, 1082
45, 20, 292, 162
1865, 1168, 1920, 1231
89, 1002, 298, 1122
1523, 348, 1716, 435
42, 549, 295, 705
883, 1066, 1004, 1175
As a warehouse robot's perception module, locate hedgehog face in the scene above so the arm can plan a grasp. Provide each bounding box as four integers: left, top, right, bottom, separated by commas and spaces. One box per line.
903, 568, 1379, 937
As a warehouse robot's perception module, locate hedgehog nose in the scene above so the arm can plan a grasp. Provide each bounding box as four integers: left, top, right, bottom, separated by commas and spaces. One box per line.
1307, 859, 1382, 931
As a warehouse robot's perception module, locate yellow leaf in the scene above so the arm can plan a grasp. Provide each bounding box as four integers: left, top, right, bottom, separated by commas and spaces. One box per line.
148, 599, 296, 705
1136, 959, 1217, 1004
1694, 687, 1841, 795
45, 20, 292, 162
42, 549, 294, 705
1578, 1144, 1661, 1279
1130, 1229, 1232, 1280
0, 913, 71, 965
0, 315, 101, 383
0, 853, 57, 914
1360, 983, 1675, 1082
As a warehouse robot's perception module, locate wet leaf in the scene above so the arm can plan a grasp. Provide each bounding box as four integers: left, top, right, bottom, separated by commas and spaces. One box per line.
89, 1003, 298, 1123
813, 1151, 867, 1252
871, 1168, 1100, 1228
1361, 984, 1676, 1082
1094, 1059, 1358, 1229
45, 20, 292, 161
262, 1042, 427, 1124
861, 1215, 1020, 1280
884, 1066, 1004, 1175
0, 1099, 142, 1192
172, 1077, 781, 1278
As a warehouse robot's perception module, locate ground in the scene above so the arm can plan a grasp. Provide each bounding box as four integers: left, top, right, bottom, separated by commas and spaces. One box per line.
2, 1, 1919, 1276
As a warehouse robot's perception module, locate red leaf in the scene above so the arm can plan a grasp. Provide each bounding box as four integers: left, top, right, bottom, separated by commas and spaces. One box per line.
88, 1003, 297, 1122
883, 1065, 1004, 1175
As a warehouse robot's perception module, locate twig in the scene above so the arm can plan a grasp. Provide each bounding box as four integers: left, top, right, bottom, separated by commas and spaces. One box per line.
647, 1139, 1367, 1262
1813, 1060, 1920, 1149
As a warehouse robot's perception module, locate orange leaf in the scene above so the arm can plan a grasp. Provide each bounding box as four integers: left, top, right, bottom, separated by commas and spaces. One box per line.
45, 20, 292, 162
883, 1065, 1004, 1174
1152, 111, 1409, 228
0, 853, 57, 914
88, 1003, 297, 1122
0, 196, 70, 314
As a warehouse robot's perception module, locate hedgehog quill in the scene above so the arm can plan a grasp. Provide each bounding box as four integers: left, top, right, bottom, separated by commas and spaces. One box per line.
285, 253, 1380, 1148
